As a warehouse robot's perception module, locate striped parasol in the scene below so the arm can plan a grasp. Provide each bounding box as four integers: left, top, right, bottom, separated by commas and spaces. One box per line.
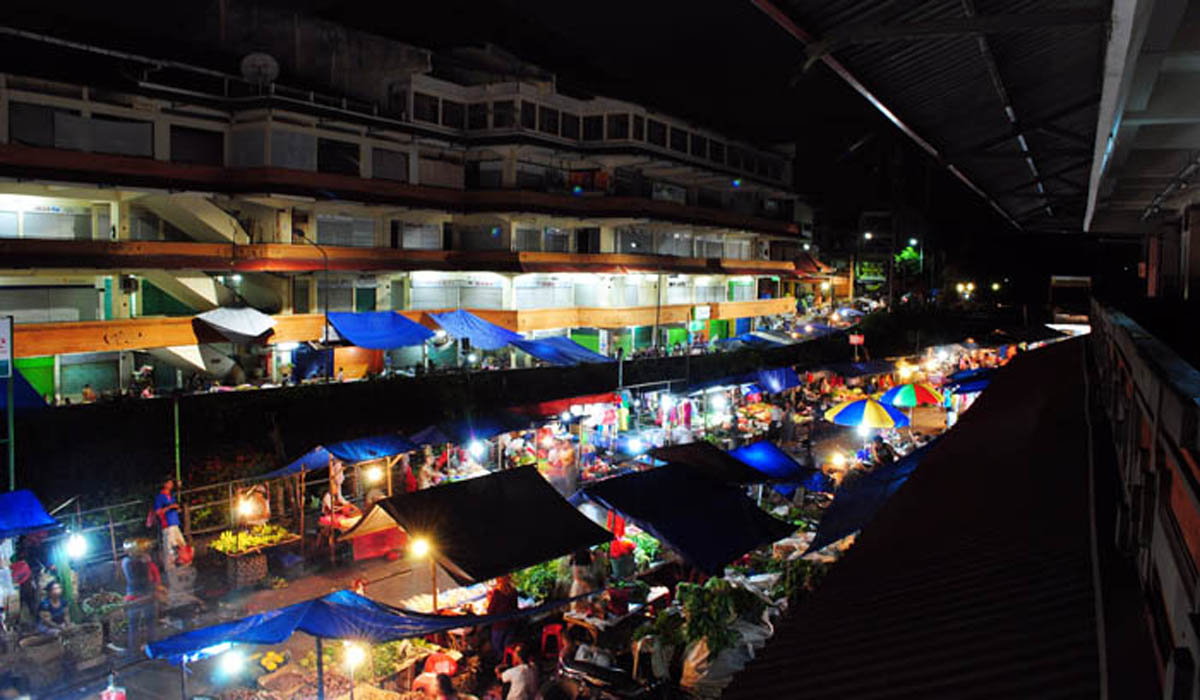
823, 397, 910, 429
878, 382, 944, 408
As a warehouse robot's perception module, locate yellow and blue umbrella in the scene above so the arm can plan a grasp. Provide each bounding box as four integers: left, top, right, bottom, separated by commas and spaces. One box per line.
824, 397, 910, 428
878, 382, 943, 409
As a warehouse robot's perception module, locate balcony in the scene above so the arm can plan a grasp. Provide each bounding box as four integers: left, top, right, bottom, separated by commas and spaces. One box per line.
10, 298, 796, 358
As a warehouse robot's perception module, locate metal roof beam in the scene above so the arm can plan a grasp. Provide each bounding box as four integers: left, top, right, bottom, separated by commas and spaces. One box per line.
952, 95, 1100, 155
805, 9, 1108, 66
750, 0, 1022, 230
995, 159, 1094, 194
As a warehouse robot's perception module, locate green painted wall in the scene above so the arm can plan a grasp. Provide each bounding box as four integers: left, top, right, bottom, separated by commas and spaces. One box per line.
569, 330, 600, 352
666, 328, 687, 347
16, 357, 54, 400
708, 319, 729, 340
632, 326, 653, 349
141, 280, 195, 316
354, 288, 377, 312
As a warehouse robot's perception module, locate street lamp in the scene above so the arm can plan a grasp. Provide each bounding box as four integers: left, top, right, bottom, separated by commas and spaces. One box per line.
908, 238, 918, 247
344, 642, 366, 700
294, 228, 332, 379
863, 231, 873, 240
991, 282, 1001, 292
410, 536, 437, 611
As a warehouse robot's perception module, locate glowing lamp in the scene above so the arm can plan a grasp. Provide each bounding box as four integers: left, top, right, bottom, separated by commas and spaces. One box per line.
856, 424, 870, 438
237, 499, 256, 518
560, 411, 572, 422
804, 324, 814, 333
468, 440, 486, 459
627, 438, 645, 454
830, 453, 846, 468
365, 466, 383, 484
467, 353, 479, 363
219, 650, 245, 676
66, 533, 88, 560
410, 537, 431, 558
344, 642, 366, 672
711, 395, 728, 410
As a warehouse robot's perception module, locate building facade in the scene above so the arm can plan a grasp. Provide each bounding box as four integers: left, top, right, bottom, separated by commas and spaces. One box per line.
0, 27, 828, 400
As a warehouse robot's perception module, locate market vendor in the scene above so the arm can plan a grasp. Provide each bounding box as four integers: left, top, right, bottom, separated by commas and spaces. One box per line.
485, 575, 519, 658
120, 538, 160, 653
153, 478, 187, 569
329, 459, 348, 507
36, 580, 72, 636
494, 643, 537, 700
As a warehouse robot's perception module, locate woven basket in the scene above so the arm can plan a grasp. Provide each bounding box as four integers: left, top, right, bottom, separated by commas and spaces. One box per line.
63, 622, 104, 663
19, 635, 63, 687
227, 551, 268, 588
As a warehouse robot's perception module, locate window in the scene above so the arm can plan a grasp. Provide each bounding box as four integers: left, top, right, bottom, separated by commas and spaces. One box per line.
316, 277, 355, 312
401, 223, 442, 250
669, 128, 688, 153
520, 101, 537, 129
456, 225, 508, 251
441, 100, 465, 129
170, 125, 223, 166
561, 113, 580, 139
656, 232, 693, 256
493, 100, 516, 128
582, 116, 604, 141
632, 115, 645, 141
697, 237, 724, 257
515, 227, 542, 251
744, 154, 757, 175
317, 138, 360, 176
468, 103, 488, 130
607, 114, 629, 140
647, 120, 667, 146
413, 92, 439, 123
293, 278, 311, 314
372, 147, 408, 182
727, 147, 743, 170
617, 227, 653, 254
690, 134, 707, 159
709, 141, 725, 164
539, 106, 560, 135
316, 215, 375, 247
544, 228, 570, 252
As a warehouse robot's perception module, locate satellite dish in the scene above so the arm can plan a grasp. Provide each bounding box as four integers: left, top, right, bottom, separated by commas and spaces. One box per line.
240, 53, 280, 86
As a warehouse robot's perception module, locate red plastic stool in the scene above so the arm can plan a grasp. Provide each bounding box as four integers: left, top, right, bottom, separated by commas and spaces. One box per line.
540, 623, 566, 658
502, 643, 521, 667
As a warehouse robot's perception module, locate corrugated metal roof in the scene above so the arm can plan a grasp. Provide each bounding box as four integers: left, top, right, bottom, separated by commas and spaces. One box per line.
760, 1, 1109, 232
724, 339, 1105, 699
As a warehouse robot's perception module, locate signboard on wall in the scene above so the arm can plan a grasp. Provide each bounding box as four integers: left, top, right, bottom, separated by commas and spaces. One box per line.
848, 334, 865, 346
0, 316, 11, 378
692, 305, 711, 321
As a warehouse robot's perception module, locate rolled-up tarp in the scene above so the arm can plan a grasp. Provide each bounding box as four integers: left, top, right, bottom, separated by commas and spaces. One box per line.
196, 306, 277, 343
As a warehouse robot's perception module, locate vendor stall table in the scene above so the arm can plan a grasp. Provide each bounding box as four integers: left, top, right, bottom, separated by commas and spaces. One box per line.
562, 586, 669, 646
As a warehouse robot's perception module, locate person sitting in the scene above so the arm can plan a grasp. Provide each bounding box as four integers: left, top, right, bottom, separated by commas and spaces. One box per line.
494, 644, 537, 700
870, 435, 896, 468
36, 581, 72, 636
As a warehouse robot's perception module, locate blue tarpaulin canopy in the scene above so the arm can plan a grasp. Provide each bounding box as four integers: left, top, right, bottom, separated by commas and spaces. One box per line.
773, 471, 838, 499
1, 373, 47, 411
819, 359, 894, 378
944, 367, 997, 395
260, 446, 333, 480
729, 441, 812, 482
146, 589, 587, 666
434, 412, 535, 445
650, 442, 768, 484
512, 337, 612, 365
806, 442, 935, 553
327, 311, 434, 350
755, 367, 801, 394
578, 465, 794, 574
717, 333, 789, 348
326, 433, 417, 462
0, 490, 58, 539
429, 310, 522, 351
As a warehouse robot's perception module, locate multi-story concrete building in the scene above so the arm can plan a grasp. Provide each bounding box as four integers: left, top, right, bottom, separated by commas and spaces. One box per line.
0, 24, 827, 401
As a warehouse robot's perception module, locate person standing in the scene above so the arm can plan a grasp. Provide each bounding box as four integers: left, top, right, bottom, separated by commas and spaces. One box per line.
485, 575, 519, 659
120, 539, 160, 653
153, 478, 186, 569
494, 644, 537, 700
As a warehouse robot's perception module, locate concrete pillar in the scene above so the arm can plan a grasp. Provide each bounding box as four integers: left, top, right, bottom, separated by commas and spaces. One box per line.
408, 146, 420, 185
111, 274, 135, 319
118, 351, 134, 391
501, 149, 518, 189
360, 142, 372, 179
1185, 206, 1200, 301
599, 225, 617, 254
153, 116, 170, 161
110, 201, 131, 240
276, 208, 294, 244
375, 274, 392, 310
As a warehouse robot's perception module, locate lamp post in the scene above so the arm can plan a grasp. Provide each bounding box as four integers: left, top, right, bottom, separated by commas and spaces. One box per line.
295, 229, 331, 379
411, 537, 436, 611
344, 642, 366, 700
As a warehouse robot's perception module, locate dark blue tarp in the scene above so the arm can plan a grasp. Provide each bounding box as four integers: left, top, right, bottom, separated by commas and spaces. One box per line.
146, 589, 592, 665
947, 367, 996, 383
773, 471, 837, 498
650, 442, 768, 484
728, 442, 812, 482
429, 310, 522, 351
944, 367, 997, 395
820, 359, 894, 378
410, 424, 452, 446
326, 433, 417, 462
294, 345, 333, 380
512, 337, 612, 365
578, 465, 794, 574
806, 442, 936, 553
1, 373, 47, 411
327, 311, 433, 350
0, 490, 58, 539
755, 367, 801, 394
715, 333, 785, 349
346, 467, 611, 584
260, 446, 333, 480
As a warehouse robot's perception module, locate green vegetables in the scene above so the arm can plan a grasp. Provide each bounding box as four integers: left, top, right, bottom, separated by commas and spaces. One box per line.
677, 579, 739, 655
511, 558, 564, 602
628, 532, 661, 571
634, 609, 685, 649
211, 523, 296, 555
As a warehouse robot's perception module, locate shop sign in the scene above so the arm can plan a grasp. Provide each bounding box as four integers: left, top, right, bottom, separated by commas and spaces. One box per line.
692, 305, 711, 321
848, 334, 865, 346
0, 316, 11, 378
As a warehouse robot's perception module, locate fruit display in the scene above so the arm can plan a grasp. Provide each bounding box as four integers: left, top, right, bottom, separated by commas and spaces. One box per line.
81, 590, 124, 618
212, 524, 299, 556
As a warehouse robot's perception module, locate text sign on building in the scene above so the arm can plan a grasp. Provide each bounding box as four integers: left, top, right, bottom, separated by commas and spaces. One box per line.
848, 334, 865, 346
692, 305, 711, 321
0, 316, 12, 378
